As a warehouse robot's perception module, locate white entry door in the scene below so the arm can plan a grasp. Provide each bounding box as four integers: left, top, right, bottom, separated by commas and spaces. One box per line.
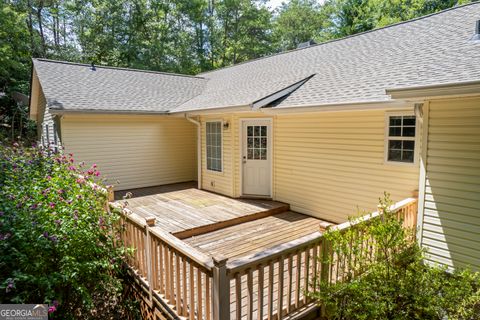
242, 119, 272, 197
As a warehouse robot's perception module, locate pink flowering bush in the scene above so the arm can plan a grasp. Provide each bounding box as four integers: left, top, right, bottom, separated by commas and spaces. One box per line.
0, 143, 136, 318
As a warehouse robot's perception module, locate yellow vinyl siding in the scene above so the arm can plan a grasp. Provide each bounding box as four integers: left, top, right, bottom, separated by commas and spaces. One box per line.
200, 115, 234, 196
274, 110, 420, 223
61, 114, 196, 190
420, 97, 480, 271
200, 110, 420, 224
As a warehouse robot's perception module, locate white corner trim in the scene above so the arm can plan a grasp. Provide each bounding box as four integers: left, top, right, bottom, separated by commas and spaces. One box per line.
415, 101, 430, 246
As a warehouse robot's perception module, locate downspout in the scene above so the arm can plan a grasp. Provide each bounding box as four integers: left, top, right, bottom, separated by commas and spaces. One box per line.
185, 114, 202, 190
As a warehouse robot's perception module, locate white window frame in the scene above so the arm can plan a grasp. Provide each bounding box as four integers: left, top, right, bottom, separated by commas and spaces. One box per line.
205, 120, 223, 173
384, 111, 419, 165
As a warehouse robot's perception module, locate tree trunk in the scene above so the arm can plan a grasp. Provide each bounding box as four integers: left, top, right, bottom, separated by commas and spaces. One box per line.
37, 0, 46, 57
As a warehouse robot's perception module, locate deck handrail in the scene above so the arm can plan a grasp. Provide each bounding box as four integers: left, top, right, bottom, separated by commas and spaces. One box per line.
332, 197, 418, 232
227, 231, 323, 273
221, 197, 418, 320
115, 203, 216, 320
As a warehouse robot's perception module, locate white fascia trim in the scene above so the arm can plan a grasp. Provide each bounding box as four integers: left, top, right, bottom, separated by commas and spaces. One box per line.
171, 105, 251, 116
386, 80, 480, 100
48, 108, 170, 116
260, 99, 412, 114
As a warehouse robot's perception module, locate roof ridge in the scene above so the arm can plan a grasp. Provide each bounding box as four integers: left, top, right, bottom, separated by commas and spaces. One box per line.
34, 58, 206, 80
198, 1, 479, 76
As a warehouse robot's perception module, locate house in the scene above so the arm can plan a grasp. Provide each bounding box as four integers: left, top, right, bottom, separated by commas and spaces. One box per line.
30, 2, 480, 275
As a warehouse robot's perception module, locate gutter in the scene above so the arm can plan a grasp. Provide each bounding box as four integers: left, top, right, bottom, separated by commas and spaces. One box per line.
260, 99, 411, 114
185, 114, 202, 190
386, 80, 480, 100
48, 108, 170, 116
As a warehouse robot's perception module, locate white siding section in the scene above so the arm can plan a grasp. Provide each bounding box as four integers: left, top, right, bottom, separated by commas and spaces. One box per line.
61, 115, 196, 190
421, 97, 480, 271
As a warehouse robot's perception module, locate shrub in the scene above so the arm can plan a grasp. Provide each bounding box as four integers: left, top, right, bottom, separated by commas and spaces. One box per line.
0, 143, 135, 318
310, 195, 480, 320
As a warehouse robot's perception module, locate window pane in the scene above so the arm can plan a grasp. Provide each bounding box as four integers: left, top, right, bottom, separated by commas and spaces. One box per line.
402, 151, 414, 162
260, 149, 267, 160
389, 127, 401, 136
254, 126, 260, 136
248, 149, 253, 159
261, 126, 267, 137
403, 140, 415, 151
254, 138, 260, 148
254, 149, 260, 160
403, 126, 415, 137
390, 116, 402, 126
247, 126, 253, 136
247, 138, 253, 148
389, 140, 402, 150
388, 149, 402, 161
261, 138, 267, 149
403, 116, 416, 126
206, 122, 222, 172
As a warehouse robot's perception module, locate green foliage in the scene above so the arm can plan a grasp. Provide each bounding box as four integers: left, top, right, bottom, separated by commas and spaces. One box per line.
0, 143, 134, 319
273, 0, 324, 50
310, 195, 480, 320
1, 0, 474, 141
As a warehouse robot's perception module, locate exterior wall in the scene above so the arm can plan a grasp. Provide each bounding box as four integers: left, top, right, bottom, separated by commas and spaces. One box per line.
274, 109, 420, 223
199, 114, 234, 196
61, 114, 196, 191
200, 109, 420, 223
419, 97, 480, 271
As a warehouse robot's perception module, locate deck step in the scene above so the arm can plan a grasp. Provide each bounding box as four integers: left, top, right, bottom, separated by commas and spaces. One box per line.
173, 202, 290, 239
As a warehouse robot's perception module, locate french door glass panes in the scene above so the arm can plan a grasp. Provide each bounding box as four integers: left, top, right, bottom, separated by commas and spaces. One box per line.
206, 121, 222, 172
247, 125, 267, 160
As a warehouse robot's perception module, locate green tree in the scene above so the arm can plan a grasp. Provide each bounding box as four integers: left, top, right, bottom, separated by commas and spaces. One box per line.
273, 0, 323, 50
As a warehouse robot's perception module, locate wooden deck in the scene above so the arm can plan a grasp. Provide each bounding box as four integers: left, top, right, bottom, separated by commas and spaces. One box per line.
114, 184, 418, 320
115, 182, 334, 320
115, 183, 291, 238
184, 211, 324, 260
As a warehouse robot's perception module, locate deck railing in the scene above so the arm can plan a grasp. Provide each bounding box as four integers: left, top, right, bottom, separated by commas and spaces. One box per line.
113, 196, 418, 320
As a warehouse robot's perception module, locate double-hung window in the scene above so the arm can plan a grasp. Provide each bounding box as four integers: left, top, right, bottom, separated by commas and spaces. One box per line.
206, 121, 222, 172
385, 113, 417, 163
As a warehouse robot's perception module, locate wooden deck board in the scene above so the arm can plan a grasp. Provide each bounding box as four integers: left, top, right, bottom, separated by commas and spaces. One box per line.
115, 183, 290, 235
184, 211, 324, 260
116, 183, 331, 319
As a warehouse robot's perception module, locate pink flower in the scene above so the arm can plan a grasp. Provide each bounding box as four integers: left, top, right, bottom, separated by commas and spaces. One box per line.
49, 202, 55, 209
46, 176, 52, 181
94, 171, 100, 177
92, 163, 97, 168
87, 169, 94, 175
48, 306, 56, 314
76, 178, 85, 184
68, 165, 76, 171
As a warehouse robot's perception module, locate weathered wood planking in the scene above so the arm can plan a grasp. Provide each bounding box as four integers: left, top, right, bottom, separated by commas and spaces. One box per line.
115, 183, 289, 236
184, 211, 329, 261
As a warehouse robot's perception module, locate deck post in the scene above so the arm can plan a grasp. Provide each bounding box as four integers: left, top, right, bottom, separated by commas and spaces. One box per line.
212, 255, 229, 320
145, 217, 156, 307
320, 225, 332, 317
106, 185, 115, 202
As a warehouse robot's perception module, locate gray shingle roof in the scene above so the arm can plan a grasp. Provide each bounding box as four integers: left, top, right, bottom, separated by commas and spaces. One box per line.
34, 3, 480, 114
33, 59, 206, 113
